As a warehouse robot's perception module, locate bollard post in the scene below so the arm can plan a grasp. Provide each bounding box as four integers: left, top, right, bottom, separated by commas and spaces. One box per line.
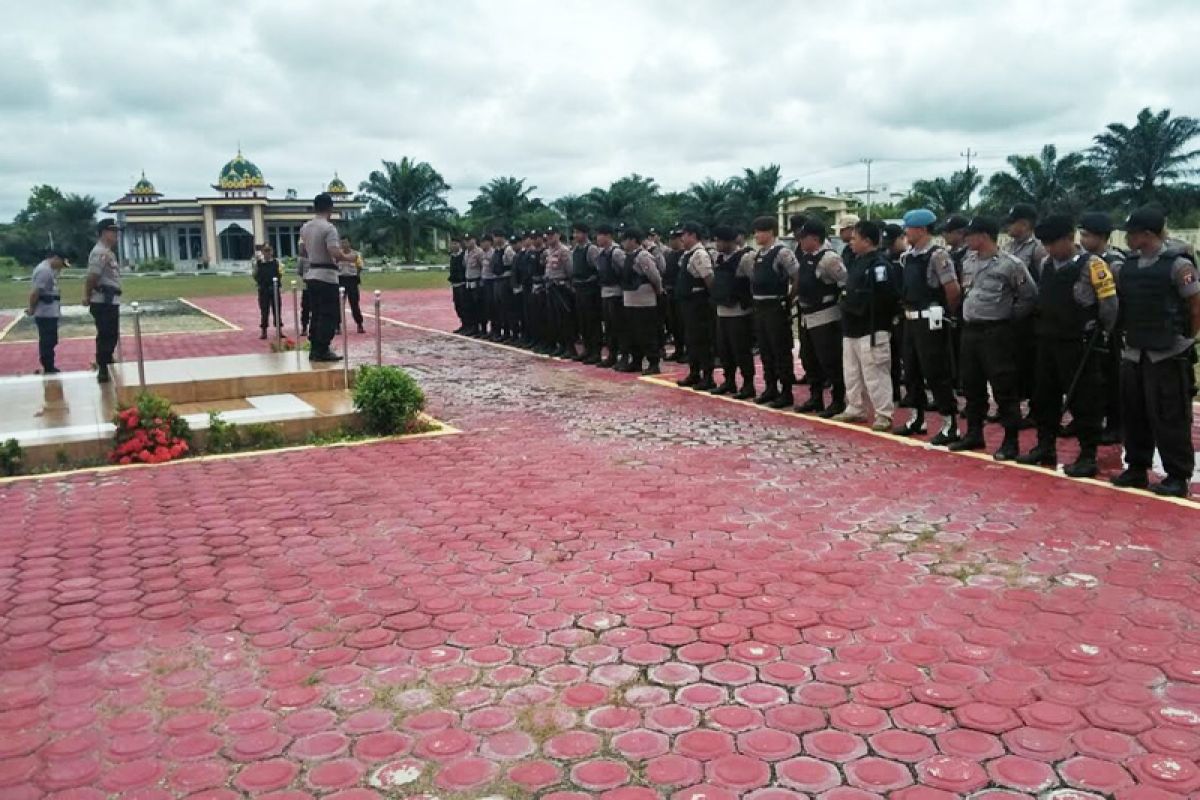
131, 301, 146, 389
374, 290, 382, 366
290, 280, 301, 367
340, 286, 349, 390
273, 277, 283, 345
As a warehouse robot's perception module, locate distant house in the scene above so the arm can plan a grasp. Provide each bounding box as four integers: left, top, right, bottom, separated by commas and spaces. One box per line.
777, 192, 856, 234
102, 150, 364, 271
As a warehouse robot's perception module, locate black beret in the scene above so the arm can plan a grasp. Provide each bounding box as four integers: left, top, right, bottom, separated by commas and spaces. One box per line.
571, 222, 591, 234
595, 223, 615, 235
680, 221, 704, 236
1121, 206, 1166, 235
798, 220, 827, 240
1078, 212, 1114, 236
1005, 203, 1038, 224
940, 214, 969, 233
621, 227, 643, 242
712, 225, 738, 242
965, 216, 1001, 239
1034, 214, 1076, 243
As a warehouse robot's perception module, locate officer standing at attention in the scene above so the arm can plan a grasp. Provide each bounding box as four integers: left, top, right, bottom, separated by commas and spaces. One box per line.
510, 231, 530, 345
27, 249, 68, 374
1003, 203, 1049, 426
837, 214, 861, 267
663, 228, 686, 363
616, 228, 664, 374
710, 225, 756, 398
789, 214, 817, 390
831, 220, 900, 431
491, 229, 516, 342
1110, 206, 1200, 498
676, 221, 717, 390
948, 216, 1038, 458
463, 233, 484, 336
84, 218, 124, 383
544, 227, 576, 358
529, 230, 550, 353
1078, 212, 1127, 444
478, 234, 496, 338
750, 216, 801, 408
895, 209, 962, 444
595, 224, 625, 368
941, 214, 971, 389
335, 236, 365, 335
255, 243, 283, 339
570, 223, 603, 363
448, 236, 469, 334
794, 220, 847, 417
1015, 214, 1118, 478
298, 193, 345, 362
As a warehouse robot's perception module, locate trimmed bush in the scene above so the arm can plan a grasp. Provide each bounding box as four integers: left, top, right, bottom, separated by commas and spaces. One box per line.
352, 365, 426, 435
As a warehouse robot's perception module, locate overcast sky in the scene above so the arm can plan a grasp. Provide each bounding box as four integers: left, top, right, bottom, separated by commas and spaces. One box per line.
2, 0, 1197, 219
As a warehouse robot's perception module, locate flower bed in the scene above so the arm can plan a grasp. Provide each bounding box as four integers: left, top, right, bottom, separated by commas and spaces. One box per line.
111, 393, 192, 465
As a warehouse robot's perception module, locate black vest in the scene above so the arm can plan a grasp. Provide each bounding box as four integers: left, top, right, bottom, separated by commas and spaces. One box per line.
597, 245, 620, 286
572, 244, 596, 283
531, 248, 546, 279
751, 244, 789, 298
1035, 254, 1095, 340
512, 249, 530, 285
448, 251, 466, 282
663, 249, 682, 292
712, 247, 753, 308
492, 247, 509, 277
1119, 251, 1190, 351
901, 246, 948, 310
676, 248, 706, 294
796, 249, 839, 312
840, 251, 897, 337
621, 249, 650, 291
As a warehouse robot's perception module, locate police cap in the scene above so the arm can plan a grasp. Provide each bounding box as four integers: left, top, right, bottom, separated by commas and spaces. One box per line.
940, 214, 969, 234
679, 221, 704, 236
1121, 206, 1166, 235
1033, 214, 1076, 244
1078, 212, 1115, 236
965, 216, 1001, 239
712, 225, 738, 243
595, 223, 615, 235
621, 227, 643, 242
797, 220, 827, 240
1005, 203, 1038, 224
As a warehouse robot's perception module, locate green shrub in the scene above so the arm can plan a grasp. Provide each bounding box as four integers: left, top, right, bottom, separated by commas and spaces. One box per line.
1, 438, 23, 476
0, 257, 24, 279
241, 423, 285, 450
205, 411, 241, 453
136, 258, 176, 273
352, 365, 426, 435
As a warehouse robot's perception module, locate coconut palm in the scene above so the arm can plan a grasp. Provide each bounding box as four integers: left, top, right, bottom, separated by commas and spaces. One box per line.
467, 176, 542, 234
358, 158, 455, 263
679, 178, 733, 234
909, 168, 982, 217
979, 145, 1102, 217
725, 165, 793, 229
583, 174, 660, 229
1090, 107, 1200, 209
551, 194, 590, 228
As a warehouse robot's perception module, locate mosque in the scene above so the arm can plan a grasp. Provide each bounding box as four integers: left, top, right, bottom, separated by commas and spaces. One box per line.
102, 150, 365, 270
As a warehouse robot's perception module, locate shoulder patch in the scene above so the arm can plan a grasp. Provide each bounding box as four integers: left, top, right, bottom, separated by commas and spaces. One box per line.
1089, 256, 1116, 299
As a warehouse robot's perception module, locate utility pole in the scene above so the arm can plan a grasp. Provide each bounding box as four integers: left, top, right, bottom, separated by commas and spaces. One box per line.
961, 148, 978, 211
861, 158, 874, 220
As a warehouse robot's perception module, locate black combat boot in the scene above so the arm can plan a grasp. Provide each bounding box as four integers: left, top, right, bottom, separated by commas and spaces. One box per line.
1110, 467, 1149, 489
677, 371, 700, 388
1063, 446, 1098, 479
642, 360, 662, 376
929, 417, 960, 447
892, 412, 926, 436
695, 371, 717, 392
993, 428, 1020, 461
710, 378, 736, 396
1016, 439, 1057, 467
795, 395, 825, 414
734, 382, 756, 401
768, 386, 794, 409
948, 427, 985, 451
755, 385, 779, 405
1151, 475, 1190, 498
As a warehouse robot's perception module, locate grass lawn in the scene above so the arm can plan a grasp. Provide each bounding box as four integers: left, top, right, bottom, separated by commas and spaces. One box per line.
0, 270, 449, 308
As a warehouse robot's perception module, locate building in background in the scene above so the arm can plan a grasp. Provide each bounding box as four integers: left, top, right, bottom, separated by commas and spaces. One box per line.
103, 150, 364, 271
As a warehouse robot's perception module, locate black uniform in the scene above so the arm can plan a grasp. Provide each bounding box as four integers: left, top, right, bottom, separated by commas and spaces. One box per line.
752, 244, 796, 402
677, 247, 715, 384
490, 248, 512, 339
254, 258, 283, 332
529, 247, 550, 350
511, 248, 532, 343
662, 247, 686, 361
572, 245, 602, 361
448, 250, 469, 332
711, 247, 755, 392
898, 246, 957, 425
795, 248, 845, 411
597, 245, 624, 365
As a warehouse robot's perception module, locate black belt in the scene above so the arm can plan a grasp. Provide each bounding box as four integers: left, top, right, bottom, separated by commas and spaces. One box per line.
308, 263, 337, 270
572, 277, 598, 286
38, 294, 61, 303
963, 319, 1012, 328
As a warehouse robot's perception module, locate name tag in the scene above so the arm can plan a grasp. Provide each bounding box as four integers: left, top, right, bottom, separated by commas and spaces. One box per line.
874, 266, 887, 283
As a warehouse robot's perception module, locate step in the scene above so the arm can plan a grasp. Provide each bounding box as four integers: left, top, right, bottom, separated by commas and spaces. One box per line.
113, 352, 352, 404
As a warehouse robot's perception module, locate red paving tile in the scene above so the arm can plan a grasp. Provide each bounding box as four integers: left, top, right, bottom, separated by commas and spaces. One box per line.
2, 289, 1200, 796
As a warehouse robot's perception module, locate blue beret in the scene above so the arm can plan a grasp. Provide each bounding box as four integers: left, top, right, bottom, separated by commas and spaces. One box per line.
902, 209, 937, 229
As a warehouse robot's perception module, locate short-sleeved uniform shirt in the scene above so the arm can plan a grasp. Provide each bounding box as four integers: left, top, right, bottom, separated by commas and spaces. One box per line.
618, 248, 662, 307
87, 243, 121, 304
1120, 244, 1200, 362
961, 250, 1038, 322
716, 250, 756, 318
1004, 235, 1049, 279
902, 241, 958, 290
464, 246, 484, 280
750, 242, 800, 301
31, 260, 60, 318
684, 242, 714, 282
299, 217, 342, 285
544, 242, 572, 282
1041, 253, 1120, 333
799, 245, 848, 329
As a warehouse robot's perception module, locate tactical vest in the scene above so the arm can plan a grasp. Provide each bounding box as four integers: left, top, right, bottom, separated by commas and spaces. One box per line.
448, 251, 466, 282
597, 245, 620, 286
840, 251, 897, 335
712, 247, 753, 308
531, 248, 546, 279
751, 244, 788, 298
512, 249, 530, 285
493, 247, 509, 278
663, 249, 682, 292
949, 246, 967, 283
1119, 252, 1190, 351
621, 249, 650, 291
676, 248, 706, 294
1035, 254, 1095, 340
901, 246, 948, 310
796, 248, 839, 312
572, 244, 597, 283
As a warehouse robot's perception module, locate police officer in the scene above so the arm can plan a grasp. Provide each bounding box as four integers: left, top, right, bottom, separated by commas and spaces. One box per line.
478, 234, 497, 339
710, 225, 756, 398
1004, 203, 1049, 426
832, 220, 900, 431
789, 214, 816, 390
529, 230, 551, 353
794, 220, 847, 416
895, 209, 961, 444
949, 216, 1038, 458
676, 221, 717, 390
336, 236, 364, 335
463, 233, 484, 336
1015, 214, 1117, 478
941, 214, 971, 389
544, 227, 576, 358
255, 243, 284, 339
491, 229, 516, 342
663, 228, 687, 362
28, 249, 67, 374
297, 193, 345, 362
750, 216, 801, 408
1110, 206, 1200, 498
448, 236, 469, 334
616, 228, 664, 374
882, 223, 907, 404
595, 224, 625, 368
84, 218, 124, 382
510, 231, 531, 345
570, 223, 603, 363
1078, 212, 1127, 444
837, 214, 860, 267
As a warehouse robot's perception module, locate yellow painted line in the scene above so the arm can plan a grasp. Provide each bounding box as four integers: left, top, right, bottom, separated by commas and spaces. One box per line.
0, 413, 460, 487
178, 297, 242, 331
363, 311, 561, 361
0, 313, 22, 340
638, 374, 1200, 511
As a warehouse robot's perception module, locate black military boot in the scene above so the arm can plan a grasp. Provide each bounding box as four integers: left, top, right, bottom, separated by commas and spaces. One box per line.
260, 327, 268, 340
642, 360, 662, 376
672, 348, 688, 364
948, 427, 985, 452
1063, 446, 1098, 479
795, 394, 825, 414
1017, 439, 1057, 467
929, 417, 960, 447
97, 364, 111, 384
818, 398, 846, 419
1151, 475, 1190, 498
618, 357, 642, 373
695, 371, 717, 392
582, 350, 601, 365
710, 378, 736, 396
613, 354, 630, 372
1111, 468, 1150, 489
755, 384, 779, 405
734, 381, 757, 401
993, 429, 1020, 461
768, 385, 794, 409
599, 350, 617, 368
892, 412, 926, 436
677, 371, 701, 388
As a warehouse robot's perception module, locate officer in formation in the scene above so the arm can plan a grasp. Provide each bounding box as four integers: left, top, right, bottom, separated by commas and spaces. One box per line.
462, 233, 484, 336
254, 243, 283, 339
1004, 203, 1050, 427
545, 227, 575, 358
750, 216, 802, 408
794, 219, 847, 417
27, 249, 68, 375
85, 218, 124, 383
661, 229, 687, 362
595, 224, 625, 368
615, 227, 665, 374
448, 236, 469, 334
1078, 212, 1127, 443
490, 230, 516, 342
676, 221, 717, 390
570, 224, 603, 363
710, 225, 757, 398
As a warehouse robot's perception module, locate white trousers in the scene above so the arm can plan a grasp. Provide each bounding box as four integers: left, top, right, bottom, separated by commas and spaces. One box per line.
843, 331, 894, 420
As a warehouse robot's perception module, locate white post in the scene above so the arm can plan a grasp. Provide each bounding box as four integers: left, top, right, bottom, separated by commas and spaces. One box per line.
131, 301, 146, 388
374, 290, 382, 366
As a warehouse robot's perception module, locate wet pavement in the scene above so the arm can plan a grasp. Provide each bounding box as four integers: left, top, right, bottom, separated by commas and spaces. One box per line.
1, 289, 1199, 798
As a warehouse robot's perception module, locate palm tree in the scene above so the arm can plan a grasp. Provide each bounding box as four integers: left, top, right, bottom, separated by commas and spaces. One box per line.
680, 178, 733, 233
909, 169, 982, 217
467, 176, 542, 234
979, 144, 1102, 217
1091, 107, 1200, 209
583, 174, 660, 228
725, 165, 793, 229
551, 194, 590, 228
358, 158, 455, 263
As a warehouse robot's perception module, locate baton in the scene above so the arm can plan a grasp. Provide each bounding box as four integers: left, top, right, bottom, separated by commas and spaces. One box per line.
1061, 325, 1104, 413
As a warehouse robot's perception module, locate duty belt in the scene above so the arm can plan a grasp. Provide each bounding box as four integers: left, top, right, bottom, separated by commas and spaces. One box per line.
466, 279, 480, 287
37, 293, 61, 303
572, 277, 598, 286
904, 305, 944, 321
512, 285, 524, 294
690, 287, 709, 294
963, 318, 1012, 328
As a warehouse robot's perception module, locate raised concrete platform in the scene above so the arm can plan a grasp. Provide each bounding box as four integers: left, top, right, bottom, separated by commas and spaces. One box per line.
114, 351, 351, 404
